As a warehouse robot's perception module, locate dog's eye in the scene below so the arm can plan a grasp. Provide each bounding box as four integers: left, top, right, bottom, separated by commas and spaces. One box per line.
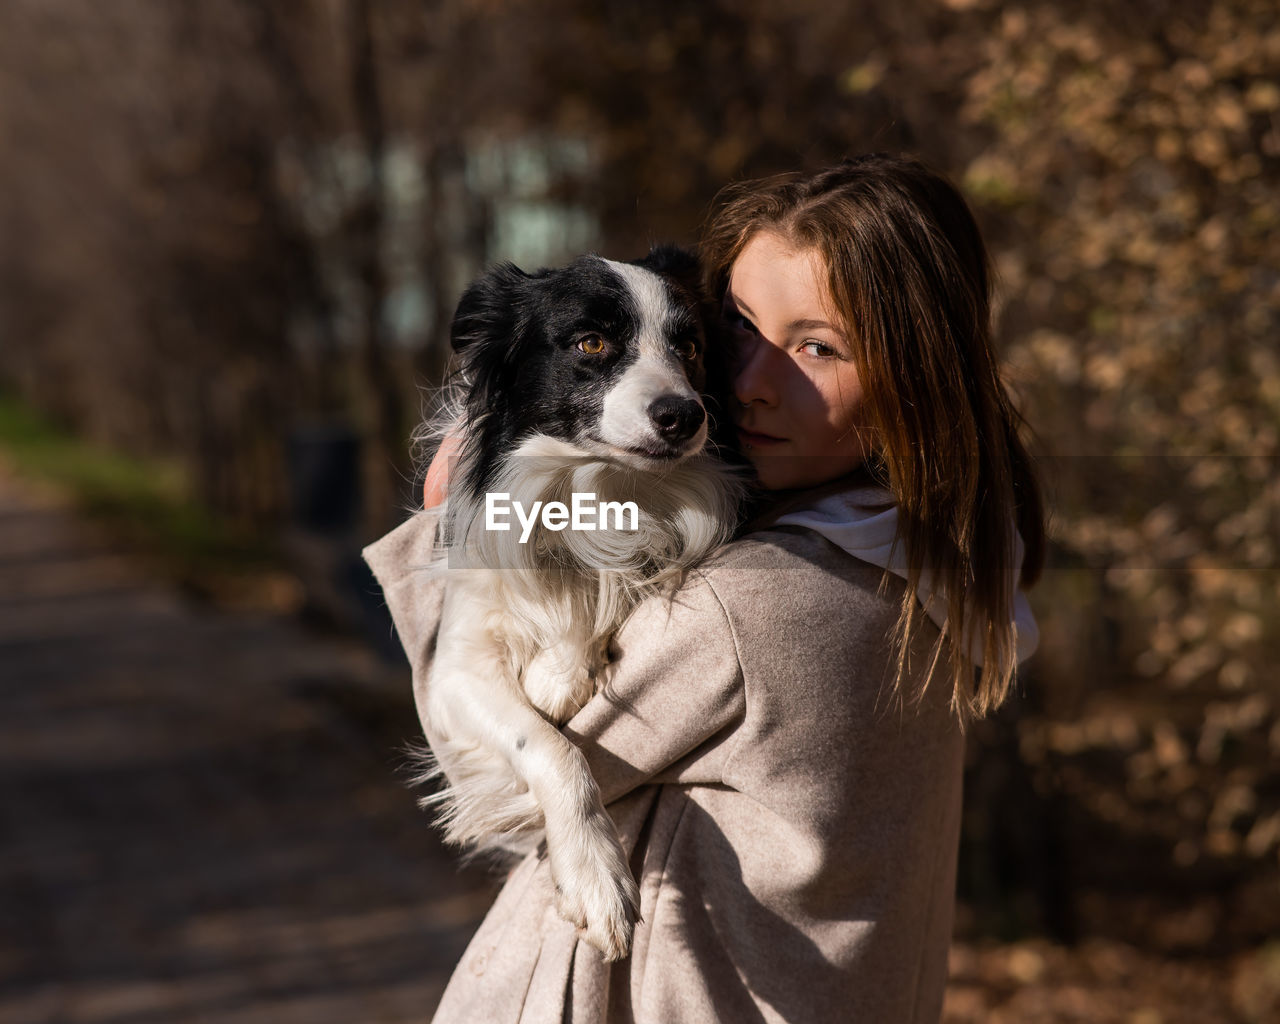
577, 334, 606, 355
673, 338, 698, 360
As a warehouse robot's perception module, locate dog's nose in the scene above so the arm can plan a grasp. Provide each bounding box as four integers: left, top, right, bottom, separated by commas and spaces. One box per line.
648, 396, 706, 444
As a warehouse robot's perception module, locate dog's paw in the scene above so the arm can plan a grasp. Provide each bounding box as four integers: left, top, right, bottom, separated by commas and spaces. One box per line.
552, 845, 640, 961
523, 648, 595, 723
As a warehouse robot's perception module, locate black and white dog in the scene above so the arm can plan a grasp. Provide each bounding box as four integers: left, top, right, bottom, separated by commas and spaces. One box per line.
418, 247, 744, 960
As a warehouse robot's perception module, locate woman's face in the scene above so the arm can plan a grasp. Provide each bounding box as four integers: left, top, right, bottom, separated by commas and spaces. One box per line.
725, 231, 872, 491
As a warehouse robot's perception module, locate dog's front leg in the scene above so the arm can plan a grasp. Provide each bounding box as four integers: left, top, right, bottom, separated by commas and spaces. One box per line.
433, 662, 640, 960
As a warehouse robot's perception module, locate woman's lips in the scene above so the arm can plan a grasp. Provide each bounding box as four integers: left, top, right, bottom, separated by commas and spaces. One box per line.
737, 427, 786, 448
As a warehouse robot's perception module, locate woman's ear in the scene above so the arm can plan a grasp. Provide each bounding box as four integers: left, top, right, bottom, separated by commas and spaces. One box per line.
449, 262, 530, 353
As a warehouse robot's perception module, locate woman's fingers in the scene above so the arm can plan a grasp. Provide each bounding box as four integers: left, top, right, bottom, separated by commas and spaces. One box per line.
424, 433, 462, 509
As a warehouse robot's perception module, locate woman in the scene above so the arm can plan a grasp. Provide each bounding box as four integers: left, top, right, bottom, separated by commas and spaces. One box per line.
364, 153, 1044, 1023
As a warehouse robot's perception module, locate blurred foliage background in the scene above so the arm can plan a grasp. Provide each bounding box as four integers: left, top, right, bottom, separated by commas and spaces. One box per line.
1, 0, 1277, 1018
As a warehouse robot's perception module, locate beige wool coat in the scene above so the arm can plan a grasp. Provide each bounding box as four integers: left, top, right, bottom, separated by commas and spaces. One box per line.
363, 505, 965, 1024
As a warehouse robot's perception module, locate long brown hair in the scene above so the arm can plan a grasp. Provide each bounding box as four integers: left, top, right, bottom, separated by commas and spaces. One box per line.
700, 153, 1045, 719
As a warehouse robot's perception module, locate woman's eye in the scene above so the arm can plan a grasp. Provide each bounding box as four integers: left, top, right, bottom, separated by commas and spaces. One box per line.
673, 337, 698, 360
577, 334, 606, 354
725, 313, 757, 335
800, 340, 836, 358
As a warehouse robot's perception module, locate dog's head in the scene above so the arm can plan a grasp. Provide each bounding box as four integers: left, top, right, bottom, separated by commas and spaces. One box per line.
448, 245, 731, 496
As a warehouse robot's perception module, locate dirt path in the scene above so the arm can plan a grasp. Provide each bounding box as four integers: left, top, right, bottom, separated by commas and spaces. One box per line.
0, 464, 496, 1023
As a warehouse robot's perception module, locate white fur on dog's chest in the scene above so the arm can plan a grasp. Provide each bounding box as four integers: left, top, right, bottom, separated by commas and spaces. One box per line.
422, 433, 742, 846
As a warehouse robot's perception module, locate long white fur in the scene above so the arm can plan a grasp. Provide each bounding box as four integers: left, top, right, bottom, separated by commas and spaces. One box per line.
416, 432, 742, 960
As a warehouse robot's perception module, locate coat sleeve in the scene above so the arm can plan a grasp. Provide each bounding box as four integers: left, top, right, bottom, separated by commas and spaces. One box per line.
361, 509, 448, 682
561, 568, 746, 806
362, 515, 746, 809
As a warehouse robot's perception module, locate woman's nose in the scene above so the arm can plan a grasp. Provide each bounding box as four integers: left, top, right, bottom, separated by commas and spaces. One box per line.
732, 334, 778, 408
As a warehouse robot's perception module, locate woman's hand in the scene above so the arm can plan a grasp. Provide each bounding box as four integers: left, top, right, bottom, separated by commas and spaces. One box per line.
424, 434, 462, 509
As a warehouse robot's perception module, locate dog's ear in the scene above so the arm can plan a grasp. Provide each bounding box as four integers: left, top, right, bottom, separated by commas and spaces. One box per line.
450, 262, 530, 354
639, 244, 716, 337
638, 244, 703, 298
